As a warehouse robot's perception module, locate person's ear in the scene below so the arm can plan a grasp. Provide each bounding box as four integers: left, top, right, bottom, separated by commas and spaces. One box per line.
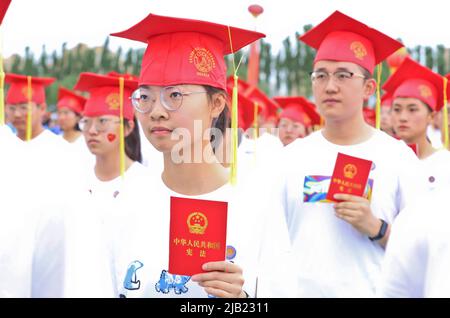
210, 92, 227, 119
363, 79, 377, 99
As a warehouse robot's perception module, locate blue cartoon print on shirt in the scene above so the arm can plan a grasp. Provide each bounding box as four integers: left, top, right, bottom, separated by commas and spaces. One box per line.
155, 270, 190, 295
123, 260, 144, 291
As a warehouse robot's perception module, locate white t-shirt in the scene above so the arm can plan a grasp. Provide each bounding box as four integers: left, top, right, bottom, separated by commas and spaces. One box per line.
379, 187, 450, 297
427, 125, 443, 149
0, 124, 20, 145
63, 162, 153, 297
0, 139, 65, 297
418, 149, 450, 192
281, 129, 420, 297
61, 134, 95, 170
110, 171, 293, 298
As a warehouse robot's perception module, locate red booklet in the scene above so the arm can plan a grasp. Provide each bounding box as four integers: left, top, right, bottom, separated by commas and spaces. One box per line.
326, 153, 373, 202
169, 196, 228, 276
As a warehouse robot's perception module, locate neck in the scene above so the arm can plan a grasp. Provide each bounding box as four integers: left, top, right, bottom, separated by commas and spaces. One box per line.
415, 135, 437, 160
95, 151, 134, 182
162, 142, 229, 196
322, 113, 373, 145
63, 130, 82, 143
18, 125, 44, 141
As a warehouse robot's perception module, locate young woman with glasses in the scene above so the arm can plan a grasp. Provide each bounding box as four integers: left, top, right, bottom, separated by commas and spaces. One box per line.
108, 13, 293, 299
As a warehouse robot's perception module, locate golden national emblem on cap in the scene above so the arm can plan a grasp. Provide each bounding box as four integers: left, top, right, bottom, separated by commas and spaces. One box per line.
350, 41, 367, 61
106, 92, 120, 110
419, 85, 432, 98
189, 48, 216, 77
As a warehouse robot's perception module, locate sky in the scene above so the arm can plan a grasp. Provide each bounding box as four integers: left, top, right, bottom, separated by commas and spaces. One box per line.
2, 0, 449, 58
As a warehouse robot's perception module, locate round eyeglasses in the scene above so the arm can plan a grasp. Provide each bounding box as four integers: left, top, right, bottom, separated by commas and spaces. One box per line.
79, 117, 120, 133
130, 86, 207, 113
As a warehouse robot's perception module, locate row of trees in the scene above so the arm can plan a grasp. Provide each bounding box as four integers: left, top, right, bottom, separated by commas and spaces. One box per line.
5, 25, 450, 111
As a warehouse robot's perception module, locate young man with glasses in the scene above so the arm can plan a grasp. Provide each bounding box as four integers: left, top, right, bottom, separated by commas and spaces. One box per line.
279, 11, 420, 297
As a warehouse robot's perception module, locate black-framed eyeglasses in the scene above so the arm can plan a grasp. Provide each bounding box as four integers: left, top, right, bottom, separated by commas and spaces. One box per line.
130, 86, 208, 113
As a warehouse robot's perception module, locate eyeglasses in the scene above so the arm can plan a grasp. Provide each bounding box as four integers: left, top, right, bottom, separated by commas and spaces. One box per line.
79, 117, 120, 132
310, 71, 367, 85
130, 86, 208, 113
7, 104, 32, 114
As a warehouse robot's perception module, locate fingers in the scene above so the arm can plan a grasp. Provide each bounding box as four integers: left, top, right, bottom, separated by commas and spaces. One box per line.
191, 271, 241, 285
191, 261, 245, 298
201, 261, 242, 274
198, 280, 243, 298
334, 193, 368, 203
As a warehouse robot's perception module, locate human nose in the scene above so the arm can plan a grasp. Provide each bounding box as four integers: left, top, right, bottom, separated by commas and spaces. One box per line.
149, 92, 169, 121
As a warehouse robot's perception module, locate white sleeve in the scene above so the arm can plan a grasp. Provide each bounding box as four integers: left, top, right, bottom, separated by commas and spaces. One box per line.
396, 145, 424, 212
378, 208, 426, 298
31, 204, 66, 298
254, 186, 296, 298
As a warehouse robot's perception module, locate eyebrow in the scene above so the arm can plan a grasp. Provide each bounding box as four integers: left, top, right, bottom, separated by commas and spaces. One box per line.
392, 103, 419, 108
313, 67, 352, 72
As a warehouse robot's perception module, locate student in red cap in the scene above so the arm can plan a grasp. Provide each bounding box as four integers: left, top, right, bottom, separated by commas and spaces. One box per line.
380, 93, 395, 137
274, 96, 321, 146
110, 13, 292, 298
57, 87, 86, 144
5, 73, 59, 142
378, 184, 450, 298
279, 10, 419, 297
62, 72, 151, 297
383, 57, 450, 192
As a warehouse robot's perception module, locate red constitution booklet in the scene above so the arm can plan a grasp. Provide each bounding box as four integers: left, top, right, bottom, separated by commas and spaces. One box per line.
326, 153, 373, 203
169, 196, 228, 276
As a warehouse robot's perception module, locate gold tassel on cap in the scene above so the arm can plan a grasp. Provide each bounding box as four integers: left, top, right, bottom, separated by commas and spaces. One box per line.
375, 64, 382, 130
227, 26, 239, 186
0, 27, 4, 126
26, 75, 33, 141
443, 76, 449, 149
119, 76, 126, 179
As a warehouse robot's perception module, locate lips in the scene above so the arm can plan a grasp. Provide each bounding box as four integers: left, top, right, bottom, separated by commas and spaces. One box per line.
87, 139, 99, 145
151, 126, 173, 135
323, 99, 340, 104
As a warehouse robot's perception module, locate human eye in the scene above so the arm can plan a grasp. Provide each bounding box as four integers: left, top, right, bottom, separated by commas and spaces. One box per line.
167, 88, 183, 100
313, 72, 327, 80
336, 71, 352, 80
98, 117, 109, 125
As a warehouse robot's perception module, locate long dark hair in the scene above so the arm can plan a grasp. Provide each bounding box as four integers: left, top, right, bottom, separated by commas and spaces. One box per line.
204, 85, 230, 153
124, 116, 142, 163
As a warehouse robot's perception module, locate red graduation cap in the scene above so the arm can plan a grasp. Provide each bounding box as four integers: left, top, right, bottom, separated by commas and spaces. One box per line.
243, 86, 279, 120
446, 73, 450, 101
382, 57, 445, 112
0, 0, 11, 25
381, 92, 393, 108
363, 107, 376, 126
274, 96, 321, 127
5, 73, 55, 105
107, 71, 139, 82
74, 72, 138, 120
111, 13, 265, 90
57, 87, 87, 114
299, 10, 403, 74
